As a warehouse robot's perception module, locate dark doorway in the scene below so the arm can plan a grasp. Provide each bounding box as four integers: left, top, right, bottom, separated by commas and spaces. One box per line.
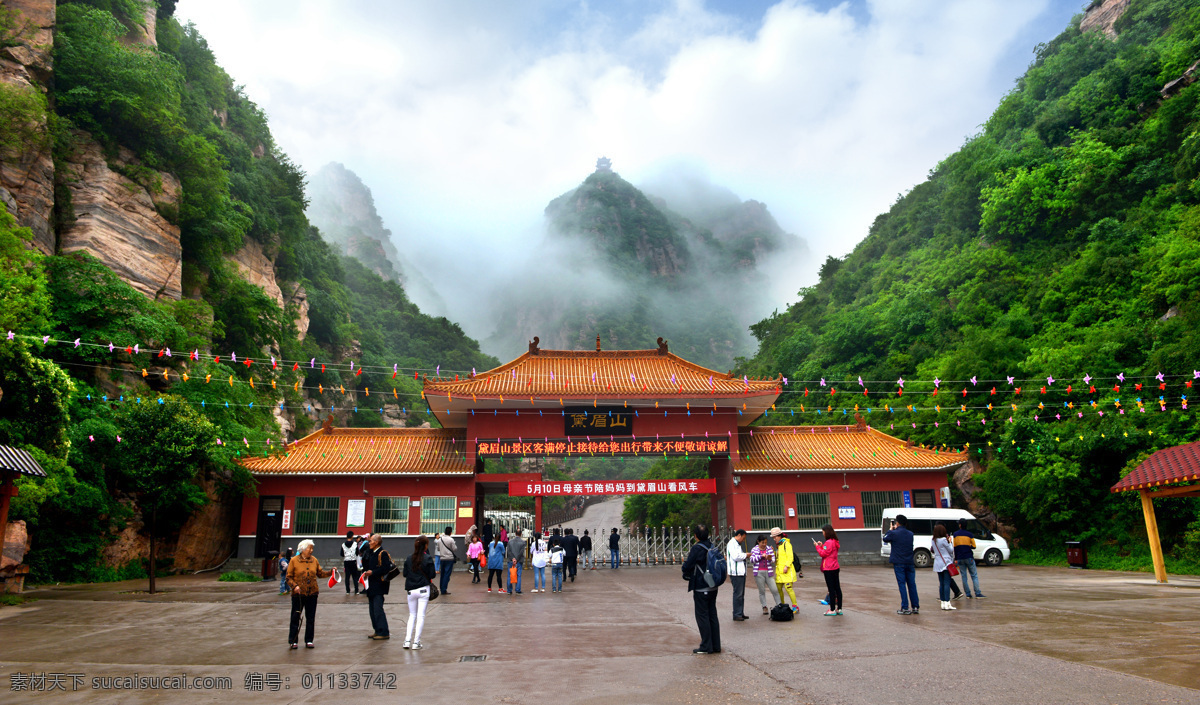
255, 496, 284, 558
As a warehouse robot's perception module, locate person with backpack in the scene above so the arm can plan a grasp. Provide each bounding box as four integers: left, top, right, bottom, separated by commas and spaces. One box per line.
771, 528, 799, 614
530, 532, 548, 593
486, 537, 506, 593
682, 525, 722, 654
341, 532, 361, 595
813, 524, 842, 616
434, 528, 458, 596
549, 535, 566, 592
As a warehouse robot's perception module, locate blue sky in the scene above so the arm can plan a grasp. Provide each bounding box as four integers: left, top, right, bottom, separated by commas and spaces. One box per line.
177, 0, 1090, 334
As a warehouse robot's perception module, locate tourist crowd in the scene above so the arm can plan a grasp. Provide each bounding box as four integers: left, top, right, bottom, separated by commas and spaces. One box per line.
278, 515, 987, 653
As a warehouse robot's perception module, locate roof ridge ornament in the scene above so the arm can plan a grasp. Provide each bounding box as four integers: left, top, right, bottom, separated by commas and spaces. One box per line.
322, 416, 334, 433
656, 337, 668, 355
596, 335, 601, 352
529, 336, 540, 356
854, 413, 866, 430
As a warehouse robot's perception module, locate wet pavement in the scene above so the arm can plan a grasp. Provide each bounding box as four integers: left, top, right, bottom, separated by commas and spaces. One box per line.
0, 562, 1198, 703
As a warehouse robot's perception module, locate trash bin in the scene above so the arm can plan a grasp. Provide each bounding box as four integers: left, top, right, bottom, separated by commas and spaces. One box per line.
1065, 541, 1087, 569
262, 550, 279, 580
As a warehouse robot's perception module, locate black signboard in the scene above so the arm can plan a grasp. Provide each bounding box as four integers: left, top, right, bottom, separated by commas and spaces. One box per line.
563, 407, 633, 436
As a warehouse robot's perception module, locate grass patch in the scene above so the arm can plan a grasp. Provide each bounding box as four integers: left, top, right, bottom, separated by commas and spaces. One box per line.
1009, 546, 1200, 576
217, 570, 261, 582
0, 594, 32, 607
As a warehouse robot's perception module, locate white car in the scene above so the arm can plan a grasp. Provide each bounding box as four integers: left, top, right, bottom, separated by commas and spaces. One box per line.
879, 508, 1010, 568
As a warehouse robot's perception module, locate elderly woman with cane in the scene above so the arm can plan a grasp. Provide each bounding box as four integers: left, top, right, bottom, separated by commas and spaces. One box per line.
286, 539, 335, 649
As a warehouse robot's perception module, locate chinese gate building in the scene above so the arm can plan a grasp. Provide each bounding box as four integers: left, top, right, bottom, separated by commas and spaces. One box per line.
238, 339, 966, 558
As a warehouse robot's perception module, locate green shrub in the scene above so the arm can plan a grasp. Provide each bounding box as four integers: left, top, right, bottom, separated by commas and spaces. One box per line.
217, 570, 259, 582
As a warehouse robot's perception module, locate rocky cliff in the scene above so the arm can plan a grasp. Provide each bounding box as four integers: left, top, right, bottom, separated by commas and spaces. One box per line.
0, 0, 55, 255
58, 133, 184, 300
1081, 0, 1131, 38
306, 162, 405, 283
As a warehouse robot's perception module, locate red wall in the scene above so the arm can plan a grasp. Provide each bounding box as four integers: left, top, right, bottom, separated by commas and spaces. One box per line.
464, 407, 741, 465
718, 470, 950, 532
240, 474, 477, 537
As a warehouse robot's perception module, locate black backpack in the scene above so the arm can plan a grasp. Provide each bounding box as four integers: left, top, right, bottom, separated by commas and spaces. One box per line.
770, 603, 795, 622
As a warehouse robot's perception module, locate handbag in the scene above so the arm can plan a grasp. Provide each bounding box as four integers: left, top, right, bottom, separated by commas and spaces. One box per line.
428, 583, 440, 601
375, 549, 401, 582
509, 562, 519, 585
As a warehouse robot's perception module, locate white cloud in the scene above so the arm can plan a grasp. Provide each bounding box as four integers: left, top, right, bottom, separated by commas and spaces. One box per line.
176, 0, 1071, 317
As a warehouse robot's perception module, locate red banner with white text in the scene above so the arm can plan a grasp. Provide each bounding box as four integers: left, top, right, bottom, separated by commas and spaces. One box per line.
508, 478, 716, 497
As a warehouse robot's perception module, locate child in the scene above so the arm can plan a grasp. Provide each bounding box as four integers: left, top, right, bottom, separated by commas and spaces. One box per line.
549, 538, 565, 593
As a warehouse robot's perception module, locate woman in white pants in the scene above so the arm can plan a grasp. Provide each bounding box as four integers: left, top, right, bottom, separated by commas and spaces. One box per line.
402, 535, 438, 649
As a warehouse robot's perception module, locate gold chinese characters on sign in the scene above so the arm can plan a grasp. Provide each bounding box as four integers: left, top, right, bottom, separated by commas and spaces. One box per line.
563, 407, 633, 436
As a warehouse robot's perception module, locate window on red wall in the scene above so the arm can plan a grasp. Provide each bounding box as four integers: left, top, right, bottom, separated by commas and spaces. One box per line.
420, 496, 456, 535
861, 491, 903, 529
373, 497, 410, 536
749, 493, 784, 531
794, 493, 830, 530
295, 497, 339, 534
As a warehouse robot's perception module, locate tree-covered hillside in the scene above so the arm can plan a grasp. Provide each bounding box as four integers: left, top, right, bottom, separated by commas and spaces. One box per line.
741, 0, 1200, 565
0, 0, 496, 581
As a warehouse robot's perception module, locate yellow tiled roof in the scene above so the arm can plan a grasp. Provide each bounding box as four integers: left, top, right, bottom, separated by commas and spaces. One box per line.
423, 344, 781, 399
733, 425, 968, 472
240, 426, 472, 475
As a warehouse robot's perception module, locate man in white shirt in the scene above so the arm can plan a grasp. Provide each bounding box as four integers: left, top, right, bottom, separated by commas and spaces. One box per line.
726, 529, 748, 621
341, 531, 361, 595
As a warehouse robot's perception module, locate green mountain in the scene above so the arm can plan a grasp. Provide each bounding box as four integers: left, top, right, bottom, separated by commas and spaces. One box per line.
0, 0, 496, 581
740, 0, 1200, 566
485, 167, 807, 369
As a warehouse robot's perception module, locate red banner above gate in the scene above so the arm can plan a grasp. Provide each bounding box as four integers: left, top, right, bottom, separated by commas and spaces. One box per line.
508, 478, 716, 497
477, 437, 729, 458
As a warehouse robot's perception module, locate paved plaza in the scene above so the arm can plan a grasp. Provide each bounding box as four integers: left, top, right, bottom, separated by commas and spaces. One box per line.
1, 562, 1198, 704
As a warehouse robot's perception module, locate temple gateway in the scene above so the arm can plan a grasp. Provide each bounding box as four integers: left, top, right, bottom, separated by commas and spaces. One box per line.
238, 339, 965, 559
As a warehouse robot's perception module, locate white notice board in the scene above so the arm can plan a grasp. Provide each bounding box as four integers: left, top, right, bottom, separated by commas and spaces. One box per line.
347, 499, 366, 528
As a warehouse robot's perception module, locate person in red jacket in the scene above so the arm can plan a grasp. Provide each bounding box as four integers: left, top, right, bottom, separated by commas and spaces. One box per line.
813, 524, 842, 616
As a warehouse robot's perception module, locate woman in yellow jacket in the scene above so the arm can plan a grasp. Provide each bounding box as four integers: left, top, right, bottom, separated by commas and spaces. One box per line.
771, 527, 799, 613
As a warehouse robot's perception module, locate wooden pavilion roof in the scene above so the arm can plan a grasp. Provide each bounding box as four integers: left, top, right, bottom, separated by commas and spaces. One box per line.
423, 338, 781, 400
1111, 442, 1200, 493
733, 424, 968, 473
240, 424, 472, 476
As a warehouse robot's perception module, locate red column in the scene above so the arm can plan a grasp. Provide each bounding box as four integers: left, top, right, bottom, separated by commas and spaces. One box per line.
0, 473, 15, 533
535, 496, 543, 532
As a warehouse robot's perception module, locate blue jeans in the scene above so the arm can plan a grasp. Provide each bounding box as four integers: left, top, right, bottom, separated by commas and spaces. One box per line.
278, 570, 288, 593
434, 555, 441, 574
552, 565, 563, 591
508, 562, 523, 593
893, 563, 919, 610
957, 558, 981, 596
937, 569, 951, 601
610, 549, 619, 569
533, 565, 545, 590
439, 560, 455, 593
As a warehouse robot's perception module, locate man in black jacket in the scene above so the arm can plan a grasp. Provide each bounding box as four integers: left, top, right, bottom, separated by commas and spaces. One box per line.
360, 534, 394, 640
561, 528, 580, 582
580, 530, 594, 570
609, 528, 620, 569
682, 525, 720, 654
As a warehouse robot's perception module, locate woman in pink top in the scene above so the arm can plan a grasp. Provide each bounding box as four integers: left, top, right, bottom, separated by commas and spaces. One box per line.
466, 535, 484, 584
813, 524, 842, 616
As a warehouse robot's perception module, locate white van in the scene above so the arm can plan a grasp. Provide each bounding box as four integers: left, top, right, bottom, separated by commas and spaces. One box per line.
879, 508, 1010, 568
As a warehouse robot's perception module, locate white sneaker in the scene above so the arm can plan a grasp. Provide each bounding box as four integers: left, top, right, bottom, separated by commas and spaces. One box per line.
412, 642, 423, 650
402, 640, 411, 649
939, 601, 947, 610
946, 601, 957, 610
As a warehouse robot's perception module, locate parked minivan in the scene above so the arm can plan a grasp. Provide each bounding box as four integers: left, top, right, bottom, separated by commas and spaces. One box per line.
880, 508, 1010, 568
